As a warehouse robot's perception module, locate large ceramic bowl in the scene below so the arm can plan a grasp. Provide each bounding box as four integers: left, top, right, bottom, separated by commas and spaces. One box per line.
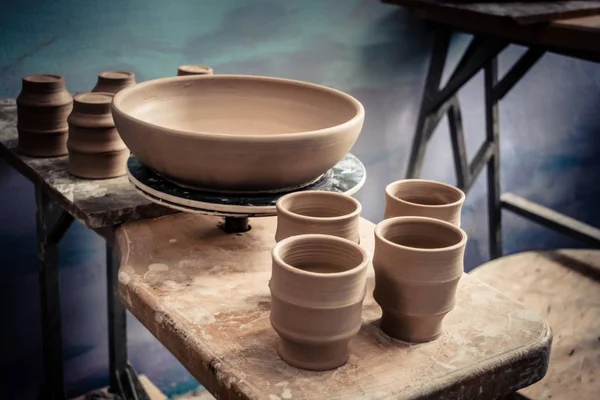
112, 74, 365, 193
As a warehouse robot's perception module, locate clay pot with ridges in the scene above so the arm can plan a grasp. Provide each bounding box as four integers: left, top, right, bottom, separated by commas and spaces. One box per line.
17, 74, 73, 157
384, 179, 465, 227
67, 92, 129, 179
92, 71, 136, 94
270, 234, 369, 370
177, 65, 214, 76
275, 191, 361, 243
373, 216, 467, 343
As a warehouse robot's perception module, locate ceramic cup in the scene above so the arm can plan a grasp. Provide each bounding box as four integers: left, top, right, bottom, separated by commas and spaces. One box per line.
373, 216, 467, 343
270, 234, 369, 370
275, 191, 362, 243
384, 179, 465, 227
92, 71, 136, 94
177, 65, 214, 76
16, 74, 73, 157
67, 92, 130, 179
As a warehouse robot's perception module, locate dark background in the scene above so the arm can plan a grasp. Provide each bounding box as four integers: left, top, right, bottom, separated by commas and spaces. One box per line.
1, 0, 599, 398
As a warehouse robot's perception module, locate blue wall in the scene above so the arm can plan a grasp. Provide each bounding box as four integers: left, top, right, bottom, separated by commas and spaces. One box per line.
2, 0, 600, 398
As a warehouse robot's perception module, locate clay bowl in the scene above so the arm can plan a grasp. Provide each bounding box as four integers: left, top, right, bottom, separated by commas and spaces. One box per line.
112, 75, 365, 193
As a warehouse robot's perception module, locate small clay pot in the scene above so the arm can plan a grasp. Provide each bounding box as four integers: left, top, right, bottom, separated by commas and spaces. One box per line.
16, 74, 73, 157
270, 234, 368, 370
384, 179, 465, 227
275, 191, 361, 243
373, 216, 467, 343
67, 92, 130, 179
177, 65, 214, 76
92, 71, 136, 94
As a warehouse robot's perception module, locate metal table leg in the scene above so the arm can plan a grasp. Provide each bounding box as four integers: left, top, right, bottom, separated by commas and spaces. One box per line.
106, 242, 150, 400
36, 187, 73, 400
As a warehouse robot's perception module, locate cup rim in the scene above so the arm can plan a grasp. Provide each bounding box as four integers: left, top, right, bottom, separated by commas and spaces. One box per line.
272, 233, 369, 278
385, 179, 465, 209
276, 191, 362, 223
375, 216, 467, 252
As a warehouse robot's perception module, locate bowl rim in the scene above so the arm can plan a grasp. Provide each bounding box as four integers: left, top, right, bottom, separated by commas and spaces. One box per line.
112, 74, 365, 141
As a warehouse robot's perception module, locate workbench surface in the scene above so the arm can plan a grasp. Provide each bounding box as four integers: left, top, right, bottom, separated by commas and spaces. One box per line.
117, 214, 551, 400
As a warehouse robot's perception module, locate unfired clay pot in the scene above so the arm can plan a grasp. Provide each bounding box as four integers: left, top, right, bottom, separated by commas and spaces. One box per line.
16, 74, 73, 157
92, 71, 136, 94
177, 65, 214, 76
373, 216, 467, 343
270, 234, 368, 370
275, 191, 361, 243
67, 92, 130, 179
112, 75, 364, 193
384, 179, 465, 227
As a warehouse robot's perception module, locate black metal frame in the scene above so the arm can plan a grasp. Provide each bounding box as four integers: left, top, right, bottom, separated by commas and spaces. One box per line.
406, 28, 599, 259
36, 187, 148, 399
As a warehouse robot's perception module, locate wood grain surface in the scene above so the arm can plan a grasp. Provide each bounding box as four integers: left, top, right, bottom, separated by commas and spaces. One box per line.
117, 214, 551, 400
0, 99, 175, 228
471, 249, 600, 399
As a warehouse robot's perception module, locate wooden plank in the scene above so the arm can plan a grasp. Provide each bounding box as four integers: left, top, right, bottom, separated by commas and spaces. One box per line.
501, 192, 600, 246
470, 250, 600, 399
117, 214, 551, 400
383, 1, 600, 25
382, 1, 600, 61
0, 99, 175, 228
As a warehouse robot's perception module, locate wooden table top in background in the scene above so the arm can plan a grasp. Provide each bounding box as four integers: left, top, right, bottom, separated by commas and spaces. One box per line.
383, 0, 600, 60
117, 214, 551, 400
0, 99, 174, 228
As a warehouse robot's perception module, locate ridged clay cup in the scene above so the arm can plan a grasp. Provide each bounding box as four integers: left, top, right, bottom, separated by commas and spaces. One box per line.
177, 65, 214, 76
373, 216, 467, 343
275, 191, 362, 243
384, 179, 465, 227
92, 71, 136, 94
269, 234, 369, 370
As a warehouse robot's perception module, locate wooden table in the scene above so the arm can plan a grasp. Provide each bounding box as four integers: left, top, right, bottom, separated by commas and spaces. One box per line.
0, 99, 174, 399
117, 214, 551, 399
471, 250, 600, 399
382, 1, 600, 261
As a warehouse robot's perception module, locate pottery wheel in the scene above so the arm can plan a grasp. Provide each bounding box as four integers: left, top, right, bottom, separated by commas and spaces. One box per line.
127, 153, 366, 218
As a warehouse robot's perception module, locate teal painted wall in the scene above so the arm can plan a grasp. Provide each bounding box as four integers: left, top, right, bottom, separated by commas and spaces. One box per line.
2, 0, 600, 398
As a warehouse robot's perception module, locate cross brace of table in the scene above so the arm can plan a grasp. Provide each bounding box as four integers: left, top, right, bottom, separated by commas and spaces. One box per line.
406, 27, 600, 259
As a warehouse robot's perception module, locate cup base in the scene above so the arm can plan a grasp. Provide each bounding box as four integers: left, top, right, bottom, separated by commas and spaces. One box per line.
278, 338, 349, 371
380, 309, 445, 343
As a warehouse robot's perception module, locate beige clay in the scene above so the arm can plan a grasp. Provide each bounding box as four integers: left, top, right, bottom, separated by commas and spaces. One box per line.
373, 216, 467, 342
67, 92, 130, 179
112, 75, 364, 192
269, 234, 368, 370
275, 191, 361, 243
177, 65, 214, 76
384, 179, 465, 226
92, 71, 136, 94
17, 74, 73, 157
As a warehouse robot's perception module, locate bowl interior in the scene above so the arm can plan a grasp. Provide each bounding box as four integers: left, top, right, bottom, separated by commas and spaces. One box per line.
116, 75, 359, 136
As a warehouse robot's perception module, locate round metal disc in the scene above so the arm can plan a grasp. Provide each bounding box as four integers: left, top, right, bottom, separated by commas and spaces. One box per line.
127, 153, 367, 217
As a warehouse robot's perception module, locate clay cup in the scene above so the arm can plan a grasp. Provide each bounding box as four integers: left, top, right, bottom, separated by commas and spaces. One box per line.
384, 179, 465, 226
177, 65, 214, 76
373, 216, 467, 342
92, 71, 136, 94
275, 191, 362, 243
270, 234, 369, 370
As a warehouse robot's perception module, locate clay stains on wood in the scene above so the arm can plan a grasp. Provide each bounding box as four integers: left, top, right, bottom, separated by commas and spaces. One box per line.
0, 99, 175, 228
118, 214, 551, 400
471, 249, 600, 400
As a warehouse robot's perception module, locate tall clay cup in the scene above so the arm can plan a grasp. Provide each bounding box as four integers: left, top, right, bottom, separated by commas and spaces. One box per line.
373, 216, 467, 342
275, 191, 361, 243
16, 74, 73, 157
270, 234, 369, 370
177, 65, 214, 76
384, 179, 465, 226
67, 92, 130, 179
92, 71, 136, 94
